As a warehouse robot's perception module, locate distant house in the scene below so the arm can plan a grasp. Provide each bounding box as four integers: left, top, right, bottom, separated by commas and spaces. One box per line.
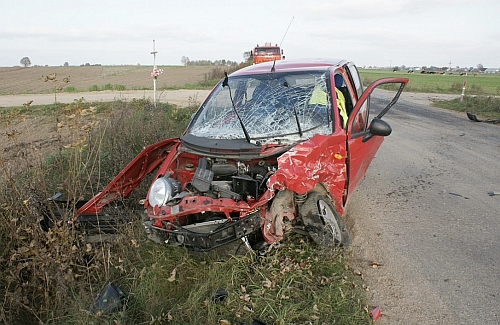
484, 68, 499, 74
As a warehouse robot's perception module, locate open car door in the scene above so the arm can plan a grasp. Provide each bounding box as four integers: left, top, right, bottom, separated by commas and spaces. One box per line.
345, 78, 408, 198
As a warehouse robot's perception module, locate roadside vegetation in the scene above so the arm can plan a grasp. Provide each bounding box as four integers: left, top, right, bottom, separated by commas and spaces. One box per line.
359, 69, 500, 96
0, 98, 371, 324
359, 69, 500, 119
1, 65, 498, 324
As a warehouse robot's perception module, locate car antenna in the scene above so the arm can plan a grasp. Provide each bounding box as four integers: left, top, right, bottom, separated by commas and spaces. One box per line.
271, 16, 294, 73
223, 72, 251, 143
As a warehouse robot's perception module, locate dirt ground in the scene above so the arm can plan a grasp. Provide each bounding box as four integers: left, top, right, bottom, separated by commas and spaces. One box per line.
0, 65, 213, 95
0, 65, 213, 175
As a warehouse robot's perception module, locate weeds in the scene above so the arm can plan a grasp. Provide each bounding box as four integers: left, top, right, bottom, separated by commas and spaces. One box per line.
87, 84, 127, 92
434, 95, 500, 119
1, 97, 370, 325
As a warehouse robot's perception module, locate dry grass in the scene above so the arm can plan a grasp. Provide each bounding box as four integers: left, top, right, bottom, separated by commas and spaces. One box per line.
0, 97, 371, 324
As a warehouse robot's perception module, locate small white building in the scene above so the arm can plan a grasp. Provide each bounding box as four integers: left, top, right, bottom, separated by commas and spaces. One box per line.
484, 68, 499, 74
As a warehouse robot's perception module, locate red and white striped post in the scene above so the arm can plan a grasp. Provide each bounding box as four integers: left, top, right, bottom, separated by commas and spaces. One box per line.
461, 80, 467, 102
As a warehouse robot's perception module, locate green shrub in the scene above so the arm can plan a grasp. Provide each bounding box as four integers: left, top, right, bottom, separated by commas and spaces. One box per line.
64, 86, 77, 93
89, 85, 99, 92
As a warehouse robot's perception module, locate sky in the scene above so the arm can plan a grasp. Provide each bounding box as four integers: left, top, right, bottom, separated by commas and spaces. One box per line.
1, 0, 499, 69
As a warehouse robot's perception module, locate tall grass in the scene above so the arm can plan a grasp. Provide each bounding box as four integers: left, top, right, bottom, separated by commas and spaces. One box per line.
1, 97, 370, 324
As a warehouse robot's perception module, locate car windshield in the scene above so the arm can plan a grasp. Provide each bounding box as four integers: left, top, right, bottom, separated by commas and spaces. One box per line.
186, 71, 333, 145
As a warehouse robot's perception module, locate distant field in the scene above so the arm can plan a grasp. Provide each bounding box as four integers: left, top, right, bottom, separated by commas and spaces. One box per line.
0, 65, 213, 95
359, 69, 500, 96
3, 65, 500, 98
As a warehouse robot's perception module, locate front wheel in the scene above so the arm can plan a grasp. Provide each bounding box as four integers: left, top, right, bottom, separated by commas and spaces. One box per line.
299, 192, 350, 247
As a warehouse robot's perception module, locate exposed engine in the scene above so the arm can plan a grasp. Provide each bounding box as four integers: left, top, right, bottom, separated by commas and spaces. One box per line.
160, 157, 277, 206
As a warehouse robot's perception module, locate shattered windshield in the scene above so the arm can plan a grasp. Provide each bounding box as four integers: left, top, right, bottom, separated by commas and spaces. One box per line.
186, 71, 333, 145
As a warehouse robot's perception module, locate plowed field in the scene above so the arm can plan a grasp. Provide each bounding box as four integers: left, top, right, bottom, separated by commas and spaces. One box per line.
0, 65, 212, 95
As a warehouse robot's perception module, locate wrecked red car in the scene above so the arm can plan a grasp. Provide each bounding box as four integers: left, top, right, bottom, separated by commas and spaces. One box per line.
73, 59, 408, 251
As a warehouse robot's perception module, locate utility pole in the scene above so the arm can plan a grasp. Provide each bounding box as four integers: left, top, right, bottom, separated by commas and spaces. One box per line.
151, 39, 158, 108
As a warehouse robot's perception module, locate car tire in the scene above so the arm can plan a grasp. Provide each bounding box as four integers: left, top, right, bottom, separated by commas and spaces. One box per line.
300, 192, 350, 247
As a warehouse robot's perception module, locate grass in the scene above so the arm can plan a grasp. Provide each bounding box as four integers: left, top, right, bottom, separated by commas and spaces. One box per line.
0, 98, 371, 325
433, 95, 500, 119
87, 84, 128, 92
359, 69, 500, 96
360, 69, 500, 119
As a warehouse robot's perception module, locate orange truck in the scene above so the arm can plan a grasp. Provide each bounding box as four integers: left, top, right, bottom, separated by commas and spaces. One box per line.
251, 43, 284, 64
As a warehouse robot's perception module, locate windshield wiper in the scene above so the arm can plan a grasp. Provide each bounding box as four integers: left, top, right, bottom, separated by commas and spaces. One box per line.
223, 72, 251, 143
283, 82, 303, 137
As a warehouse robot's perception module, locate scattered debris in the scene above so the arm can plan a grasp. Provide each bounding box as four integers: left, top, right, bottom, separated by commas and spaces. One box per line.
466, 112, 500, 124
488, 191, 500, 196
449, 192, 469, 199
211, 288, 228, 304
370, 261, 384, 268
167, 267, 177, 282
91, 282, 125, 316
370, 306, 382, 322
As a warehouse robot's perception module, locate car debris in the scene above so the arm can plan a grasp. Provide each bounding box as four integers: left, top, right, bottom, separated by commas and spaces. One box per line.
46, 59, 408, 252
91, 282, 124, 316
466, 112, 500, 124
370, 306, 382, 322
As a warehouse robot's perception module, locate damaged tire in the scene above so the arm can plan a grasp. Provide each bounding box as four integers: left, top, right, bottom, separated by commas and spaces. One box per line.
300, 192, 350, 247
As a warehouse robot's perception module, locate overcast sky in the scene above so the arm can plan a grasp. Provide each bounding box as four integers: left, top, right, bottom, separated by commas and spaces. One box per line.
1, 0, 499, 69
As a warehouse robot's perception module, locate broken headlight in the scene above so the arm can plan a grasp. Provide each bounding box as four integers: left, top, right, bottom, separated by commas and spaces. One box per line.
148, 177, 180, 207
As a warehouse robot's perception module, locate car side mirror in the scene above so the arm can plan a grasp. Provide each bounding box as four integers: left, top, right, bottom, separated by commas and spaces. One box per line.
362, 118, 392, 142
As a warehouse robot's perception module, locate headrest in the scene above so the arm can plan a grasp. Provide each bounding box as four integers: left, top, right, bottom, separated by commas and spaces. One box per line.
334, 74, 343, 88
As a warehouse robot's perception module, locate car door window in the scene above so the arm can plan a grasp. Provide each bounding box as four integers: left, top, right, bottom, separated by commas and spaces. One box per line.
351, 100, 369, 135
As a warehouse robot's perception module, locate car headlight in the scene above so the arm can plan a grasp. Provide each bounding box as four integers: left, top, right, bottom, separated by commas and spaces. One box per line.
148, 177, 180, 207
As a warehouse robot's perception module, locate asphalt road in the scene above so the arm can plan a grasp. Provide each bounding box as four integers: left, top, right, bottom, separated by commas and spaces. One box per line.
347, 90, 500, 324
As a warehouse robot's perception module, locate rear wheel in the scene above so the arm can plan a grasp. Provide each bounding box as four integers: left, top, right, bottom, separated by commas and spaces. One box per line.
300, 192, 349, 247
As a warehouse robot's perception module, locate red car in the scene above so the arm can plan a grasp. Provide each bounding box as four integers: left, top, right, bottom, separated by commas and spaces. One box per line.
74, 59, 408, 252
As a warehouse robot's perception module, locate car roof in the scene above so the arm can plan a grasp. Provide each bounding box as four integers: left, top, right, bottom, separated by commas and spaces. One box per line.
230, 58, 349, 77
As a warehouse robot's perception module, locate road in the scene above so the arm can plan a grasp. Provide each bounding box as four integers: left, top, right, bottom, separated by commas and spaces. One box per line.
0, 89, 212, 108
348, 90, 500, 324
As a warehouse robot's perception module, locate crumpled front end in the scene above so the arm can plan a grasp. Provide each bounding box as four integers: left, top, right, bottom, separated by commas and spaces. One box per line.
143, 132, 347, 252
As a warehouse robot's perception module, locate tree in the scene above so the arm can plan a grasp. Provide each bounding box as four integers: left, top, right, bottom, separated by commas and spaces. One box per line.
181, 56, 190, 66
20, 57, 31, 67
243, 51, 252, 62
63, 62, 69, 67
477, 63, 484, 70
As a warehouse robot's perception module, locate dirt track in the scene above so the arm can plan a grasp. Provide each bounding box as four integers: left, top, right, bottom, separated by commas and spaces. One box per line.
0, 89, 212, 108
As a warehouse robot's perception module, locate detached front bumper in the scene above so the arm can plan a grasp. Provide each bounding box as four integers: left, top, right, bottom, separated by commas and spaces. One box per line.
143, 212, 261, 251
